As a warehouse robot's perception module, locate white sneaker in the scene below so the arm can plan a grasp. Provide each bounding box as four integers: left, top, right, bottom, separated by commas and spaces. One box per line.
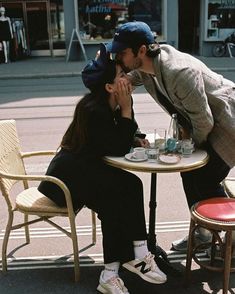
97, 270, 129, 294
122, 252, 167, 284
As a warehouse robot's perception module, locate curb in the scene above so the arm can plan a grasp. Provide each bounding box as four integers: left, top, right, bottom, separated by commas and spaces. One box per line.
0, 71, 82, 80
0, 68, 235, 80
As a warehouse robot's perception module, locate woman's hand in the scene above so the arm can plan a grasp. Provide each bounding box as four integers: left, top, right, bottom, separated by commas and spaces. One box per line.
115, 79, 133, 119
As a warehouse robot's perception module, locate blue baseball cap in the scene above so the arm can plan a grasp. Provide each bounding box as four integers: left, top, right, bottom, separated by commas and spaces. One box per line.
82, 43, 116, 91
107, 21, 155, 53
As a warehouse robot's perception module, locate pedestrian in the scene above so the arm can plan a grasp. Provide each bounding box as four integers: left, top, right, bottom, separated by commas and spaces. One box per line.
38, 43, 166, 294
107, 21, 235, 251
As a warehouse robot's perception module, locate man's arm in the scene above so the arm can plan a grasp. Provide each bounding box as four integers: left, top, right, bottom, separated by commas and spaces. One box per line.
174, 68, 214, 146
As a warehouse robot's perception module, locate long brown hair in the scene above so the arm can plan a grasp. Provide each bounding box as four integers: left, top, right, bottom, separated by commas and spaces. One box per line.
60, 88, 111, 152
60, 56, 117, 152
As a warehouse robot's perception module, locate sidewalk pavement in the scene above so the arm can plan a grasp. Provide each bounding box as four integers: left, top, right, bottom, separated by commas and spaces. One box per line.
0, 55, 235, 80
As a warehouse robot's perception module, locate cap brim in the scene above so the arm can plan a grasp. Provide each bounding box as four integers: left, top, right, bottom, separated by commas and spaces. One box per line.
106, 41, 129, 53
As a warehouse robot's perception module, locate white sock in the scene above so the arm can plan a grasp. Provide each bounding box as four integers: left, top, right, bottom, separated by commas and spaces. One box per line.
103, 261, 120, 281
133, 240, 149, 259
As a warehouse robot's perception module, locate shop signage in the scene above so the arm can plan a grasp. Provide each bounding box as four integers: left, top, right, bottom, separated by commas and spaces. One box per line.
219, 0, 235, 8
85, 0, 135, 14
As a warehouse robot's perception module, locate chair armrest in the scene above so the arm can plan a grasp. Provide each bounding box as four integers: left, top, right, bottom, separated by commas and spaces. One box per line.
0, 170, 75, 215
21, 150, 56, 158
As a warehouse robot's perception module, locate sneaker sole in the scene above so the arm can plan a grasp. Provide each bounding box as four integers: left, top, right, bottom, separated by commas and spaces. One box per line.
122, 263, 167, 284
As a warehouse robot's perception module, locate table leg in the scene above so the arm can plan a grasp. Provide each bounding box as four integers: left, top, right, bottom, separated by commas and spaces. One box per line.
147, 173, 181, 277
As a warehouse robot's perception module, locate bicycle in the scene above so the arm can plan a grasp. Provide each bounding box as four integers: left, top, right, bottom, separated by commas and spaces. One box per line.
212, 32, 235, 57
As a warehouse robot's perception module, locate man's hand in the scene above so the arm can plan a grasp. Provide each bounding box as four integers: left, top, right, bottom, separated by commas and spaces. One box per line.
134, 137, 150, 148
179, 127, 191, 140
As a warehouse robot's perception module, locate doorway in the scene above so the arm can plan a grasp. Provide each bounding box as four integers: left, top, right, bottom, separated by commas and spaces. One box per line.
178, 0, 200, 54
26, 1, 52, 56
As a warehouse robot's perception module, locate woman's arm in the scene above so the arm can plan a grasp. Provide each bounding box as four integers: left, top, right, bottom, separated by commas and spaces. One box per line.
88, 107, 138, 156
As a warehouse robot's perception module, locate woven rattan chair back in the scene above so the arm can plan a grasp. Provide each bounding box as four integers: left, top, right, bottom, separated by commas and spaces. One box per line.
0, 119, 96, 282
0, 120, 26, 197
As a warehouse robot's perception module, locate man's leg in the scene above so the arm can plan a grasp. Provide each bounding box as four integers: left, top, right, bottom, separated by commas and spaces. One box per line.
172, 145, 230, 251
181, 145, 230, 208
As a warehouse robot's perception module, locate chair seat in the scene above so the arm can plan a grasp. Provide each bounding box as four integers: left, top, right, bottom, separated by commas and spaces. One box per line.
16, 187, 68, 214
195, 197, 235, 222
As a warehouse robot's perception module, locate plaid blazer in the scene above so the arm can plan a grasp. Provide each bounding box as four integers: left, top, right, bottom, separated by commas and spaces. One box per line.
130, 44, 235, 167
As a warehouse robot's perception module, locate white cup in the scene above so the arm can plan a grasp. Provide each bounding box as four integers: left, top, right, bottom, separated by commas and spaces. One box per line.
133, 147, 146, 159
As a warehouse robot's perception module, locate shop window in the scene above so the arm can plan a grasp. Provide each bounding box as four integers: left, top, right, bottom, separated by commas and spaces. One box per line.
0, 2, 29, 60
78, 0, 166, 43
205, 0, 235, 41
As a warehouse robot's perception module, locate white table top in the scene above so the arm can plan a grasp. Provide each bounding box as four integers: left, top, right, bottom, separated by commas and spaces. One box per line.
104, 149, 209, 173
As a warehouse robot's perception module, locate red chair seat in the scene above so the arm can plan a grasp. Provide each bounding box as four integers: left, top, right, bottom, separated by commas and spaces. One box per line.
195, 197, 235, 222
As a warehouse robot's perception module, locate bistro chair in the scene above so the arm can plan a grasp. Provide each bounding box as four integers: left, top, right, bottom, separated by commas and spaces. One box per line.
185, 197, 235, 294
0, 119, 96, 282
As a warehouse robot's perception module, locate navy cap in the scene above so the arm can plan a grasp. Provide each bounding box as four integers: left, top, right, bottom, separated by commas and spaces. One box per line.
82, 43, 116, 90
107, 21, 155, 53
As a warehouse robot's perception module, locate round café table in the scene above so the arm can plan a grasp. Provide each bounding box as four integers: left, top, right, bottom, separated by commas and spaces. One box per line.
104, 149, 209, 275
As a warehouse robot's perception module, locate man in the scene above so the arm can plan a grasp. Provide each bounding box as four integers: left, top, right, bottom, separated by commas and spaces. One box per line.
107, 21, 235, 251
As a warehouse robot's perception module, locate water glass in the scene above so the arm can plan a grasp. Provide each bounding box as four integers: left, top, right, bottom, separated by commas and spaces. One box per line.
146, 147, 159, 162
180, 139, 194, 156
154, 128, 167, 151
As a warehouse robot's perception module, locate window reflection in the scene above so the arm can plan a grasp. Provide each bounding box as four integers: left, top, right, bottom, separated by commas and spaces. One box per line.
78, 0, 165, 42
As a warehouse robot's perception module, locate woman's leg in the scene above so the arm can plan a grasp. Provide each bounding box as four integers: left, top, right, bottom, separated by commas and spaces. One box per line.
83, 164, 147, 264
81, 162, 166, 284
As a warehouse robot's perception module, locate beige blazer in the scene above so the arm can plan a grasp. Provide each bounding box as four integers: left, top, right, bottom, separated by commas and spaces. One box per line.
130, 44, 235, 167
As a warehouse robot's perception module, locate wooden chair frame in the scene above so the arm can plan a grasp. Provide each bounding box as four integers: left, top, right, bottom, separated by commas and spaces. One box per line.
185, 205, 235, 294
0, 120, 96, 282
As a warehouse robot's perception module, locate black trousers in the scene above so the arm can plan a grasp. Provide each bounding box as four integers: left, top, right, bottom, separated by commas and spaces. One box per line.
81, 162, 148, 264
181, 144, 230, 208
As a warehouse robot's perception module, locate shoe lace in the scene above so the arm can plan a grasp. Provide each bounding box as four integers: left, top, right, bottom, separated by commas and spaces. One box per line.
109, 276, 127, 293
145, 252, 157, 271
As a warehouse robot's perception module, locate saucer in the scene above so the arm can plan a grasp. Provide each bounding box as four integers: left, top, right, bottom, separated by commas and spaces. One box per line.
125, 152, 148, 162
158, 154, 181, 165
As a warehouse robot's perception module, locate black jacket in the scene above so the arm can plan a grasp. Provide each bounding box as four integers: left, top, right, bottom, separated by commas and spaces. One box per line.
38, 98, 138, 211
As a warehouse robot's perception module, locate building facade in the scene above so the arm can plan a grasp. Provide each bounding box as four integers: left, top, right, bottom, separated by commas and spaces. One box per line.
0, 0, 234, 60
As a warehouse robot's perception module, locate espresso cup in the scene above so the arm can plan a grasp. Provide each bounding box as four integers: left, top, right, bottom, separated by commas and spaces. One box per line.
133, 147, 146, 159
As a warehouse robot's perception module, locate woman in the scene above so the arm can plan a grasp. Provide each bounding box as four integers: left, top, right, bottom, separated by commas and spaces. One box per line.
38, 44, 166, 294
